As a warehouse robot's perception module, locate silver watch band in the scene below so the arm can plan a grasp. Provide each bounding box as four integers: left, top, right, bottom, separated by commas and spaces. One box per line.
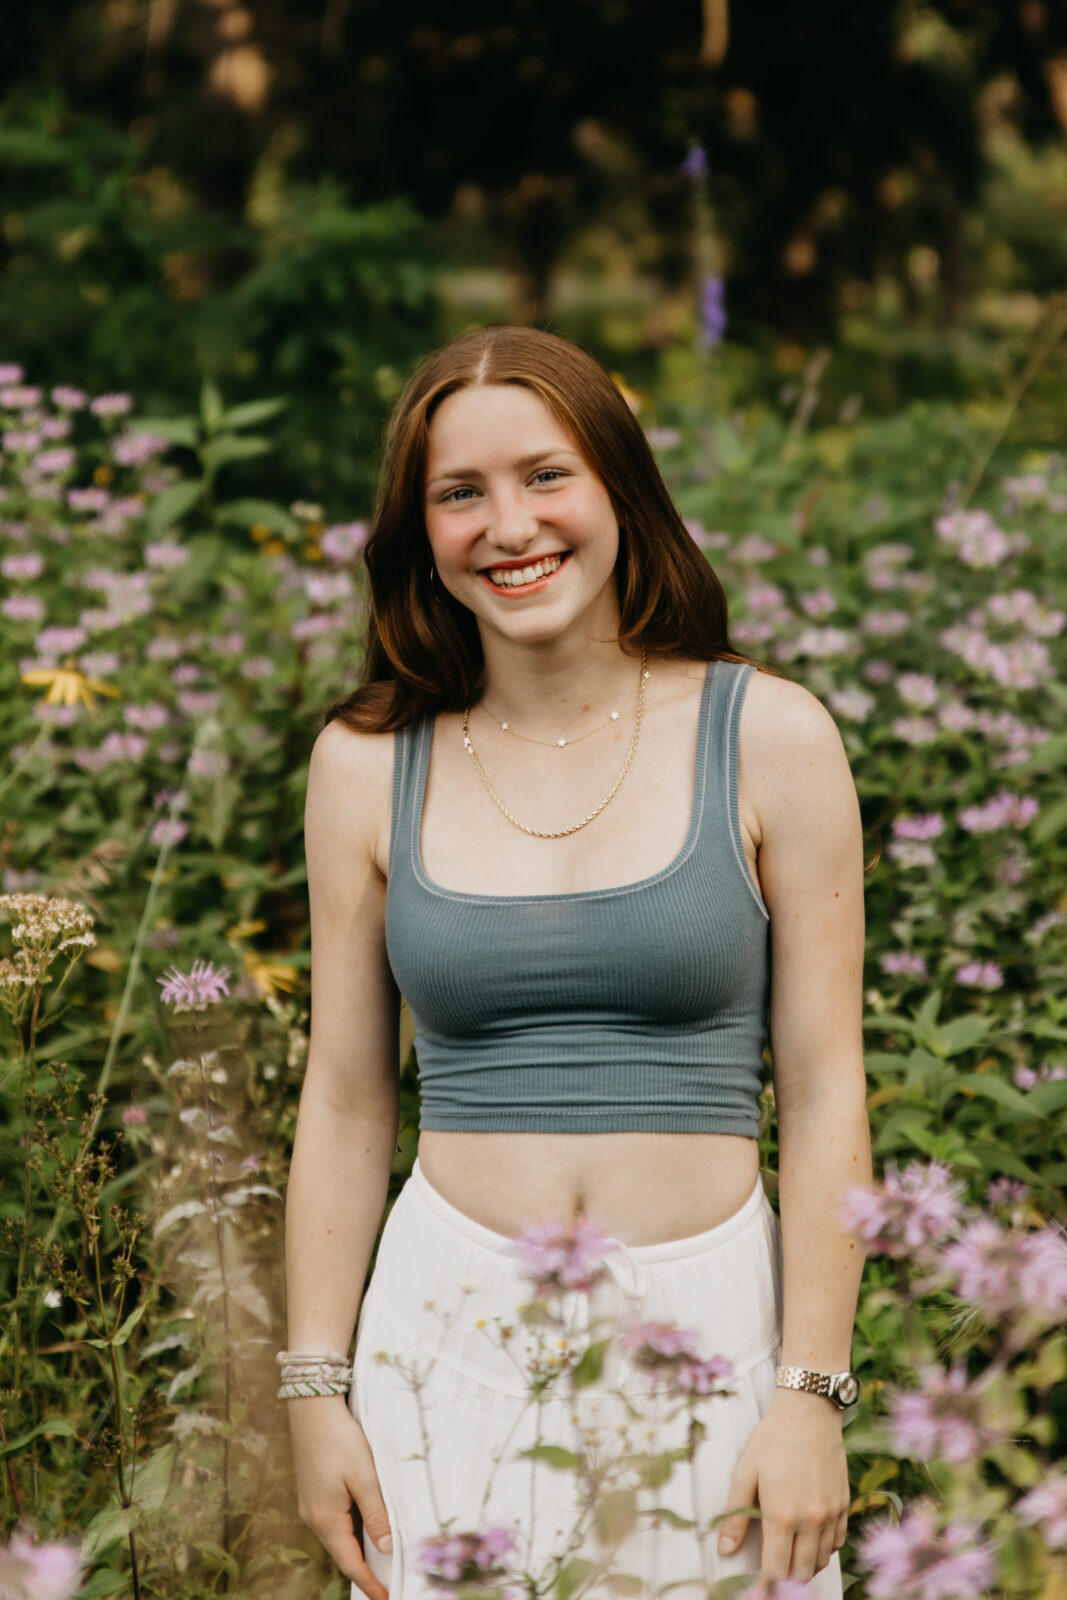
775, 1365, 860, 1408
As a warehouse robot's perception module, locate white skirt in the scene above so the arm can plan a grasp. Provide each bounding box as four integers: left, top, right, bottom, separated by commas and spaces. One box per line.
350, 1156, 844, 1600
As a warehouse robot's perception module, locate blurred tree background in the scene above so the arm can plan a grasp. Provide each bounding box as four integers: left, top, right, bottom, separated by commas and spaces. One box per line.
1, 0, 1066, 509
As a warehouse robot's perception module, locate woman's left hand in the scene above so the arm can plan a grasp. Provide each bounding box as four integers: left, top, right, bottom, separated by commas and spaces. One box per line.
716, 1389, 851, 1581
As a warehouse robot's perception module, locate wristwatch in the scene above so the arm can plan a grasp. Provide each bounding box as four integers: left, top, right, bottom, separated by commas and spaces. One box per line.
775, 1365, 861, 1410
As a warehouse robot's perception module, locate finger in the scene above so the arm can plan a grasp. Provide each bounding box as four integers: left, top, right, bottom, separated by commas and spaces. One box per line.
314, 1519, 390, 1600
787, 1524, 820, 1583
717, 1462, 759, 1556
815, 1521, 838, 1574
833, 1508, 849, 1551
759, 1519, 794, 1582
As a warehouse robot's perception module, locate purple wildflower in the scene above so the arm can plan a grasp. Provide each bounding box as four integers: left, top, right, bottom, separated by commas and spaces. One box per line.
320, 521, 368, 562
942, 1217, 1067, 1322
892, 812, 944, 842
417, 1527, 518, 1590
122, 1105, 148, 1127
2, 1525, 84, 1599
888, 1365, 995, 1464
1015, 1474, 1067, 1549
701, 276, 727, 347
857, 1502, 995, 1598
510, 1216, 619, 1295
0, 363, 25, 384
157, 959, 231, 1010
681, 145, 710, 179
89, 392, 133, 417
741, 1581, 817, 1600
50, 386, 86, 410
620, 1319, 734, 1396
880, 951, 928, 979
985, 1177, 1029, 1209
954, 961, 1003, 990
839, 1160, 965, 1260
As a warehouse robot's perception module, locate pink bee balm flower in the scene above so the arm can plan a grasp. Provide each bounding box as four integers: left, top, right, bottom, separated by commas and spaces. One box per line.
157, 959, 231, 1009
620, 1319, 734, 1396
1015, 1474, 1067, 1549
2, 1525, 84, 1599
121, 1105, 148, 1126
954, 960, 1003, 990
857, 1501, 995, 1598
741, 1581, 817, 1600
89, 392, 133, 417
510, 1217, 619, 1295
417, 1527, 518, 1590
839, 1160, 965, 1259
942, 1218, 1067, 1322
888, 1365, 995, 1463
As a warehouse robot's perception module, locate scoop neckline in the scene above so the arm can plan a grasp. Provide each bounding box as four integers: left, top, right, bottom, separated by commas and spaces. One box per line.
408, 658, 719, 904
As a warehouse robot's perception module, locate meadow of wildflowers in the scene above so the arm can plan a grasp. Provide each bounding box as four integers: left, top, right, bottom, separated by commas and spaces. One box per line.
0, 344, 1064, 1598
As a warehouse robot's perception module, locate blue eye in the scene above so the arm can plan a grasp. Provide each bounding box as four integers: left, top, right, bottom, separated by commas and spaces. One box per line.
440, 468, 567, 504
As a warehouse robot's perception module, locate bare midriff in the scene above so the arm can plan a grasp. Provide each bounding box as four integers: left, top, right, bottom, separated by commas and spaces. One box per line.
416, 1127, 761, 1246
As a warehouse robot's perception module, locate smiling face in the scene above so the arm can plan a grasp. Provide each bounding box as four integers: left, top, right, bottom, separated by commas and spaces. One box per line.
422, 383, 622, 652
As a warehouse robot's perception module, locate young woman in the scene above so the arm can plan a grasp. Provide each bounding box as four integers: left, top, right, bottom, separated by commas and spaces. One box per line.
281, 324, 871, 1600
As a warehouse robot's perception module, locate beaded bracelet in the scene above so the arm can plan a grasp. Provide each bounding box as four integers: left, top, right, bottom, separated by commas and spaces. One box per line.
276, 1348, 354, 1401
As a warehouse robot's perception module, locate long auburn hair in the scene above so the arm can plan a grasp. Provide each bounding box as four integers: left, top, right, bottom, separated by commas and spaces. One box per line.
322, 323, 784, 732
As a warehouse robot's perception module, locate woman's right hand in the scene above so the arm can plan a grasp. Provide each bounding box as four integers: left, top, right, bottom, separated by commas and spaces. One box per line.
287, 1395, 393, 1600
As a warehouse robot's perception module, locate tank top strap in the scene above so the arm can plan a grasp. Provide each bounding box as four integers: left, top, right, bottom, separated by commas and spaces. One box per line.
389, 713, 429, 873
698, 657, 760, 907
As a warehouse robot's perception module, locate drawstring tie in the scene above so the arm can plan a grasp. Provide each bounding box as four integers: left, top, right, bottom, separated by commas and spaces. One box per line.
557, 1238, 651, 1392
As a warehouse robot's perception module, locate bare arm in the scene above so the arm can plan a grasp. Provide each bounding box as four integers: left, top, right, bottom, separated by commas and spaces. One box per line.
718, 675, 871, 1583
284, 717, 400, 1598
759, 684, 871, 1376
286, 716, 400, 1347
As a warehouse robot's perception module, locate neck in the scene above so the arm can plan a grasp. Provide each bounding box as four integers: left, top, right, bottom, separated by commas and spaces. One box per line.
477, 630, 643, 739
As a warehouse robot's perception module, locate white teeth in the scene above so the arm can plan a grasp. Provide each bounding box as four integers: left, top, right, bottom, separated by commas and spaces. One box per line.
487, 554, 565, 587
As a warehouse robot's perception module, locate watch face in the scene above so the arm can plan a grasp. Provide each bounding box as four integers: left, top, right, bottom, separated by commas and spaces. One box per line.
837, 1374, 859, 1405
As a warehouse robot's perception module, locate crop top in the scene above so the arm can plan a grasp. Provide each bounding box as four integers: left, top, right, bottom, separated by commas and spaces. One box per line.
384, 657, 772, 1136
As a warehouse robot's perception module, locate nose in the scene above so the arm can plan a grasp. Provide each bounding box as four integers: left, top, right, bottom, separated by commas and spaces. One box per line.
485, 484, 541, 555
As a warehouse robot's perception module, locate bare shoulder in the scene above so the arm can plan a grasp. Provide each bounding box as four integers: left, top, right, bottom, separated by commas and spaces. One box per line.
305, 716, 395, 878
737, 666, 858, 845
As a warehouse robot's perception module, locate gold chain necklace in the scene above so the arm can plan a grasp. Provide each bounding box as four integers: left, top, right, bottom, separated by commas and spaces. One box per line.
461, 649, 649, 839
478, 677, 638, 748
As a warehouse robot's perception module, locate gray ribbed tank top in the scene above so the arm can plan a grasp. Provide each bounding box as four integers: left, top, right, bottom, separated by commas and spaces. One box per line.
385, 658, 771, 1136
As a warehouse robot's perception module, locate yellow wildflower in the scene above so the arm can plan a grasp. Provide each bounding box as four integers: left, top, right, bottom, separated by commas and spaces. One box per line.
20, 662, 121, 717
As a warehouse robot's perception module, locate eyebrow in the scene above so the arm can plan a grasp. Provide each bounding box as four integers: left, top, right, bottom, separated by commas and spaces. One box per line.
426, 447, 581, 490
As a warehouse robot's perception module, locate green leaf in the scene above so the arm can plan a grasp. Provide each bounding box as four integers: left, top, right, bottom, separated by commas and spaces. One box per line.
858, 1459, 899, 1495
126, 415, 200, 448
517, 1444, 581, 1471
145, 478, 202, 537
200, 379, 224, 432
1015, 1333, 1067, 1389
1027, 1077, 1067, 1115
200, 434, 272, 475
951, 1074, 1042, 1120
198, 1539, 241, 1579
1031, 795, 1067, 845
0, 1417, 76, 1458
130, 1441, 177, 1510
631, 1450, 673, 1489
81, 1505, 134, 1562
215, 498, 296, 533
219, 396, 289, 430
77, 1568, 132, 1597
596, 1488, 638, 1547
554, 1559, 598, 1600
643, 1506, 694, 1530
932, 1015, 991, 1056
571, 1336, 612, 1388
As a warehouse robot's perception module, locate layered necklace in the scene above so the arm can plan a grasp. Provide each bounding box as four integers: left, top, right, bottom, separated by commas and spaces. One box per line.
461, 648, 650, 839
